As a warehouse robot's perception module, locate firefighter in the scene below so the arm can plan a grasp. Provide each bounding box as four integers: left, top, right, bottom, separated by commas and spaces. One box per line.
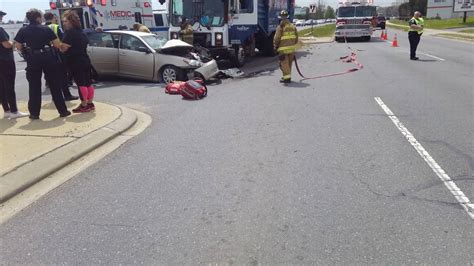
132, 23, 151, 33
179, 17, 194, 45
44, 12, 78, 101
273, 10, 298, 83
408, 11, 424, 60
14, 8, 70, 119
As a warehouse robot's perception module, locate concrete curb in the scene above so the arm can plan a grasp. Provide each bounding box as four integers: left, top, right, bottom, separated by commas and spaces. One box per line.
0, 104, 137, 203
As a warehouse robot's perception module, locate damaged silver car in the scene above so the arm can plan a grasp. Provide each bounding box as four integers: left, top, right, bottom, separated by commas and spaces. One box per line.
86, 31, 220, 83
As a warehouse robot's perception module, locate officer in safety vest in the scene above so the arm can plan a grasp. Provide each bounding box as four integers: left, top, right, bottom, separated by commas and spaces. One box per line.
273, 10, 298, 83
44, 12, 78, 101
408, 11, 424, 60
179, 17, 194, 45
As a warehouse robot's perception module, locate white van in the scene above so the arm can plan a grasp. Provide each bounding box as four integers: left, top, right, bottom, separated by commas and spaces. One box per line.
151, 10, 169, 39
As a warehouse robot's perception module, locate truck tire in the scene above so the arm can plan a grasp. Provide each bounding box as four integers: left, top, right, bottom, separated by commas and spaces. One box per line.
231, 45, 245, 67
262, 32, 276, 56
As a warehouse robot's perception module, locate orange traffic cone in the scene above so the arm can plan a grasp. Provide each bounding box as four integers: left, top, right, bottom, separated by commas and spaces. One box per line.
383, 30, 388, 40
380, 30, 384, 39
392, 33, 399, 47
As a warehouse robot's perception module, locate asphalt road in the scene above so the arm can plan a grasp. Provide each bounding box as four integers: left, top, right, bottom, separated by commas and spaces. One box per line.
1, 28, 473, 264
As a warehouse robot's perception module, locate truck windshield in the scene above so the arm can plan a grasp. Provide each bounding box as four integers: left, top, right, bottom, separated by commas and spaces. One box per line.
337, 6, 376, 17
171, 0, 226, 27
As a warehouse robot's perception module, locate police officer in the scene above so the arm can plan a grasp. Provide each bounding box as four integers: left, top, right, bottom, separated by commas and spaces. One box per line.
44, 12, 78, 101
179, 17, 194, 45
0, 10, 29, 119
273, 10, 298, 83
408, 11, 424, 60
14, 8, 70, 119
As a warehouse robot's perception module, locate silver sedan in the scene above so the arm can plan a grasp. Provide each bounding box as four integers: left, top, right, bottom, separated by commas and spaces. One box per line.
86, 30, 220, 83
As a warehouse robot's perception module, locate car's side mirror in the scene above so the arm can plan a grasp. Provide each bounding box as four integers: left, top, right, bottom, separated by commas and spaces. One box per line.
137, 46, 151, 53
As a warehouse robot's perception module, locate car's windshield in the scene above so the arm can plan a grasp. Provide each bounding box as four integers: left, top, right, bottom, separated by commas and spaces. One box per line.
142, 35, 168, 50
171, 0, 225, 27
338, 6, 376, 17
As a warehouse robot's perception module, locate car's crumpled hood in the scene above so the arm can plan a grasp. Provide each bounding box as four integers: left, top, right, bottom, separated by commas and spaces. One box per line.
159, 39, 193, 53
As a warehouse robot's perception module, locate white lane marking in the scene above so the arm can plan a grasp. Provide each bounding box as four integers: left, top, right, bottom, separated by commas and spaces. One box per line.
16, 70, 25, 73
419, 52, 446, 61
374, 97, 474, 219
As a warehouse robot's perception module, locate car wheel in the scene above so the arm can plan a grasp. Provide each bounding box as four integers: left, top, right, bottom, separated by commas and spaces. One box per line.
160, 65, 185, 84
381, 24, 386, 30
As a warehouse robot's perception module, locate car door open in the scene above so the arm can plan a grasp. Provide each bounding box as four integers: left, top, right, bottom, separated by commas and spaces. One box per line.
87, 32, 119, 75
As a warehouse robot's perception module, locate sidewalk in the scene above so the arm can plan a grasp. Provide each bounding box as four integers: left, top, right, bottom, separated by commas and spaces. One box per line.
0, 101, 137, 203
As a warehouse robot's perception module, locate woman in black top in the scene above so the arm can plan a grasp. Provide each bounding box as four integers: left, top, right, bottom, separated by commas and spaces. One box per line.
60, 10, 95, 113
0, 10, 28, 119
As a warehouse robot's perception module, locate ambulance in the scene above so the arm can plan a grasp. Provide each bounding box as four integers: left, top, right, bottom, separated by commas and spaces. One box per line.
47, 0, 155, 31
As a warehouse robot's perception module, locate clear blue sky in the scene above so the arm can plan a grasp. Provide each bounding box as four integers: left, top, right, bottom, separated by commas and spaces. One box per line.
0, 0, 395, 21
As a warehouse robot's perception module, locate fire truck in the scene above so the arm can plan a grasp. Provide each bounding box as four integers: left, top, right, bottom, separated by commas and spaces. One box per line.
334, 0, 377, 42
47, 0, 155, 31
167, 0, 294, 66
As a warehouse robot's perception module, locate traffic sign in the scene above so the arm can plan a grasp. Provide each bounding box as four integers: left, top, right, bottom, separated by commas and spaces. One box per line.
309, 4, 317, 13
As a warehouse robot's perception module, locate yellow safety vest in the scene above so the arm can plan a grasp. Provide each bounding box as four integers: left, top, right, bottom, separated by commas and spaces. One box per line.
48, 23, 59, 38
277, 23, 297, 54
408, 17, 424, 34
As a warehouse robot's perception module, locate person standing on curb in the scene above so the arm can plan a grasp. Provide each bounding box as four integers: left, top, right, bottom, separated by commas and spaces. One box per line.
44, 12, 79, 101
408, 11, 424, 61
14, 9, 70, 120
0, 10, 29, 119
60, 10, 96, 113
273, 10, 298, 83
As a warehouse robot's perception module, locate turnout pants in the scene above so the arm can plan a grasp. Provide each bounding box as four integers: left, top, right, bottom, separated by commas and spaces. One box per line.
26, 52, 68, 116
0, 59, 18, 113
279, 53, 295, 81
408, 31, 421, 59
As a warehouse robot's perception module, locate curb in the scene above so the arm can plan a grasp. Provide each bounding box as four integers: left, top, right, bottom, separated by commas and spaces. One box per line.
0, 104, 137, 203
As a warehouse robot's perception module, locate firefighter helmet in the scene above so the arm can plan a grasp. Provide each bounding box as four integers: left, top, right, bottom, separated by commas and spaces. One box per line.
280, 10, 289, 17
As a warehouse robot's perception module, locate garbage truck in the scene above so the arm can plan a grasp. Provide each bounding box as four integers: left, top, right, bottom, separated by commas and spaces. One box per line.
168, 0, 295, 66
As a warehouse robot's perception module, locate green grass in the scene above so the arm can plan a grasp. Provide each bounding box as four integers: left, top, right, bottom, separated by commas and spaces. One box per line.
459, 29, 474, 33
387, 23, 409, 31
436, 33, 474, 41
389, 17, 474, 29
298, 24, 336, 37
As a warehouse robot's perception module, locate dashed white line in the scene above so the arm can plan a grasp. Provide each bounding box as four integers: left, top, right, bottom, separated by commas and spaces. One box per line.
419, 52, 446, 61
374, 97, 473, 219
16, 70, 25, 73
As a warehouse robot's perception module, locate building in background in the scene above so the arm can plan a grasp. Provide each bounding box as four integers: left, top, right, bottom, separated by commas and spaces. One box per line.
426, 0, 474, 18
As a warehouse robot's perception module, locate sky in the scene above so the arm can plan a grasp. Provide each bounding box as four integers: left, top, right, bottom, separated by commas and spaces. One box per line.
0, 0, 396, 21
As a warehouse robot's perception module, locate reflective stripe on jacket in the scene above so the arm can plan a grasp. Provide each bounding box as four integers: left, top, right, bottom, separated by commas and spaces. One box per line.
180, 25, 194, 45
274, 20, 298, 54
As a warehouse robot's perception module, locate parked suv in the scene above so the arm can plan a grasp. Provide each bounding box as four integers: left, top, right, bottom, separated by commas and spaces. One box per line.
376, 15, 386, 29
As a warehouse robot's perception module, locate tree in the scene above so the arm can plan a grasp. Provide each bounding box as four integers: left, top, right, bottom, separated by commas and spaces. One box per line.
324, 6, 335, 19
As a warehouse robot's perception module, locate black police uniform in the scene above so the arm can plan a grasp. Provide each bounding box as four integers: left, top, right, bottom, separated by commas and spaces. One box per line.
14, 21, 69, 118
44, 21, 76, 100
0, 25, 18, 113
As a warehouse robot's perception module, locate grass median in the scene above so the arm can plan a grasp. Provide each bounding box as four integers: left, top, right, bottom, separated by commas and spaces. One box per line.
298, 24, 336, 37
389, 17, 474, 29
